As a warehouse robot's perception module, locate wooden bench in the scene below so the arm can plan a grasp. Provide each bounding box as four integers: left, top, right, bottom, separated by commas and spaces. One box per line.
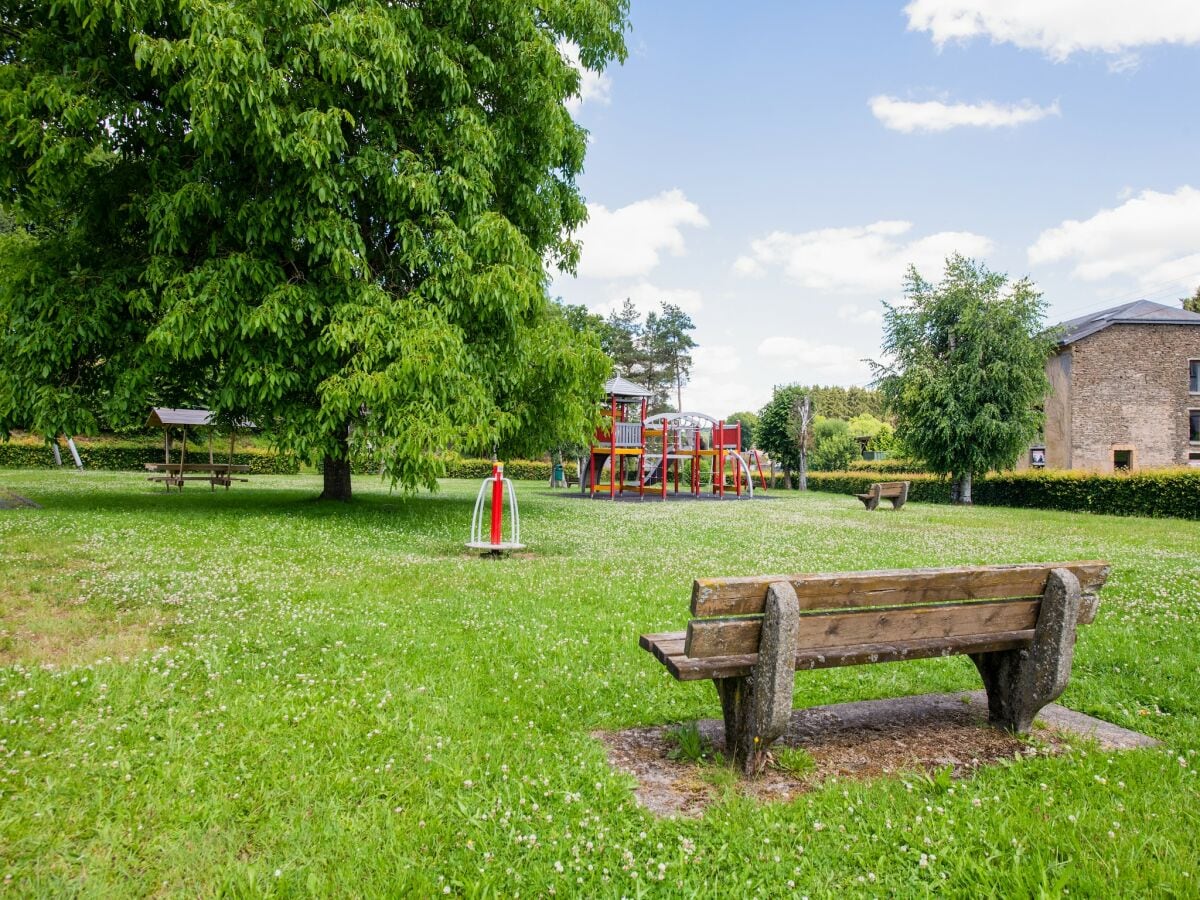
640, 561, 1109, 774
145, 463, 251, 492
856, 480, 909, 510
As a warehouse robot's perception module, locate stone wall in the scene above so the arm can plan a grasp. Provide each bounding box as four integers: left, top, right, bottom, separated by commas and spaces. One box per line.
1062, 323, 1200, 471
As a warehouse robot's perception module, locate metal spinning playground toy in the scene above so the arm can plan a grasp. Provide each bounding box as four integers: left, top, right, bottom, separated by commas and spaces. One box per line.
581, 377, 768, 500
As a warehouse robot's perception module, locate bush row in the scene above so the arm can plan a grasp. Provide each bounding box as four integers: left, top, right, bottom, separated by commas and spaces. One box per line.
847, 457, 928, 474
789, 468, 1200, 519
328, 457, 582, 481
0, 440, 299, 474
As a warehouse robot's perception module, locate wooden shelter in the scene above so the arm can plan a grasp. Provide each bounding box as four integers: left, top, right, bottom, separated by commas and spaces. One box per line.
145, 407, 250, 491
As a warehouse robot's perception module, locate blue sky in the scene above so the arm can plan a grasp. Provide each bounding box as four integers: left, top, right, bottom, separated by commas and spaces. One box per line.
552, 1, 1200, 416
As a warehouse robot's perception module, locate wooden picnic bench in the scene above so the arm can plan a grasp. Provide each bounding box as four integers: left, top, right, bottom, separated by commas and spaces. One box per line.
857, 480, 909, 510
640, 561, 1110, 774
145, 462, 251, 491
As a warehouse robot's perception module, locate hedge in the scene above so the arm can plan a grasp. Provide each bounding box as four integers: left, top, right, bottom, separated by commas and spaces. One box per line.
323, 456, 581, 481
847, 457, 928, 474
796, 469, 1200, 520
0, 439, 299, 474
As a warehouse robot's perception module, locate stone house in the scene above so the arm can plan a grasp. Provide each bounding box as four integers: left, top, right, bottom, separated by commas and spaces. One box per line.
1030, 300, 1200, 472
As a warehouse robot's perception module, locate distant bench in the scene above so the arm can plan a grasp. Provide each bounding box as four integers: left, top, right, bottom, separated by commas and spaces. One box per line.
640, 561, 1109, 774
145, 462, 251, 491
856, 480, 909, 510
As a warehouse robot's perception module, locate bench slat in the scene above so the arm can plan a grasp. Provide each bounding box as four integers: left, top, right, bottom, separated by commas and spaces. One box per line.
685, 597, 1040, 658
691, 561, 1109, 617
655, 629, 1036, 681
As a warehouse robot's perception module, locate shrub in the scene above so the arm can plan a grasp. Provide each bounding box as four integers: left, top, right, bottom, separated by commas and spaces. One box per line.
848, 457, 928, 474
800, 468, 1200, 520
809, 419, 859, 472
0, 437, 298, 474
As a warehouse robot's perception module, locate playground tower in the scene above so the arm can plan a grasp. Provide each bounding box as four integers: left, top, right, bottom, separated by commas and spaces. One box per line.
582, 377, 765, 499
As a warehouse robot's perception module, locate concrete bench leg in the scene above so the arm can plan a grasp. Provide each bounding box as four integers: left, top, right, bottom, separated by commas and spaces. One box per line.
713, 581, 800, 775
970, 568, 1082, 733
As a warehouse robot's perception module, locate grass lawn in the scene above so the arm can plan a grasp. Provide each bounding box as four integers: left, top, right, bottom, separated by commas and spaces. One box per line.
1, 470, 1197, 896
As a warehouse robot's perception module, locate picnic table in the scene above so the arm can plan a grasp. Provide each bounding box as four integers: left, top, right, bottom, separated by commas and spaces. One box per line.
145, 462, 251, 491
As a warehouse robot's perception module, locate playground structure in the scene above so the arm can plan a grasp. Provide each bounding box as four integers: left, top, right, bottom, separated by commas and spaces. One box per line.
581, 377, 768, 500
467, 462, 524, 554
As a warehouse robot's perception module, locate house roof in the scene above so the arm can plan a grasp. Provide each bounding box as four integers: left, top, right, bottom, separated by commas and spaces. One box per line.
147, 407, 214, 428
604, 375, 653, 399
1057, 300, 1200, 346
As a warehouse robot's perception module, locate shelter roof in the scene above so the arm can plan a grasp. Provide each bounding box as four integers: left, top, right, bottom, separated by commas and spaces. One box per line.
147, 408, 213, 428
603, 375, 653, 399
1057, 300, 1200, 346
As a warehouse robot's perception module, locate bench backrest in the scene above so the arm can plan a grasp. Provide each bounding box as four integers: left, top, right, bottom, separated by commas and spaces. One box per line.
873, 481, 907, 497
684, 562, 1109, 664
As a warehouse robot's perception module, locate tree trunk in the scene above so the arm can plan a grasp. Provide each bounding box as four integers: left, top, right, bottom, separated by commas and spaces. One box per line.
319, 426, 353, 502
952, 471, 973, 505
783, 469, 793, 490
797, 449, 808, 491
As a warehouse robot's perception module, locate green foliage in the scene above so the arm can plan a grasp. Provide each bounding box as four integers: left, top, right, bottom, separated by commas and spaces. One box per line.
0, 0, 628, 496
874, 255, 1056, 494
866, 423, 897, 454
600, 299, 698, 411
804, 385, 885, 420
1182, 285, 1200, 314
848, 456, 927, 474
774, 747, 816, 779
809, 418, 859, 472
666, 722, 711, 763
756, 385, 806, 473
758, 385, 886, 476
0, 438, 297, 474
801, 468, 1200, 519
725, 411, 758, 450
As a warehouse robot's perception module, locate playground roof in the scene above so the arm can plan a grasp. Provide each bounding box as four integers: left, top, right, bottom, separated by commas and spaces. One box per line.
604, 376, 653, 399
147, 408, 213, 428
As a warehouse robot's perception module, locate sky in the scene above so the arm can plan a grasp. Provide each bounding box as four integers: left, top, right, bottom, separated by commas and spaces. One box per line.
551, 0, 1200, 418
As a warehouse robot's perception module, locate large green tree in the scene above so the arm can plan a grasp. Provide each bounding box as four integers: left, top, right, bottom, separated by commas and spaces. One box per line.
0, 0, 626, 499
873, 254, 1055, 504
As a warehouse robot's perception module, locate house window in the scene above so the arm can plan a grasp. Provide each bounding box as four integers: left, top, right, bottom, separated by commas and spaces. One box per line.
1113, 449, 1133, 471
1191, 409, 1200, 443
1192, 360, 1200, 394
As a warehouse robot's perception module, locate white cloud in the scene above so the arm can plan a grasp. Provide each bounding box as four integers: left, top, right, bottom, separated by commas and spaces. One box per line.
1028, 186, 1200, 285
592, 281, 703, 318
734, 220, 993, 293
869, 95, 1059, 133
684, 346, 772, 418
560, 42, 612, 113
756, 337, 873, 382
575, 189, 709, 280
732, 255, 765, 278
837, 303, 883, 325
904, 0, 1200, 61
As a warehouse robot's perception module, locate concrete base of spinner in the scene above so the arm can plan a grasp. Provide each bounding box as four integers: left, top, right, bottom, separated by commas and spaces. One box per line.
465, 540, 525, 556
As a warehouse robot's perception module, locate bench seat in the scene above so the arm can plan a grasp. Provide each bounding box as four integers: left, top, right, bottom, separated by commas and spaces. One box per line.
640, 561, 1109, 774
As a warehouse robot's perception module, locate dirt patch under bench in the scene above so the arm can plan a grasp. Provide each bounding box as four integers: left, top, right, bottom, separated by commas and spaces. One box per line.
598, 691, 1158, 817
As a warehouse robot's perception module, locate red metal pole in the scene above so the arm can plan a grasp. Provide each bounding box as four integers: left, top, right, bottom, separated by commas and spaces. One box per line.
639, 398, 647, 496
735, 423, 742, 496
490, 462, 504, 545
610, 395, 617, 499
717, 421, 724, 499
